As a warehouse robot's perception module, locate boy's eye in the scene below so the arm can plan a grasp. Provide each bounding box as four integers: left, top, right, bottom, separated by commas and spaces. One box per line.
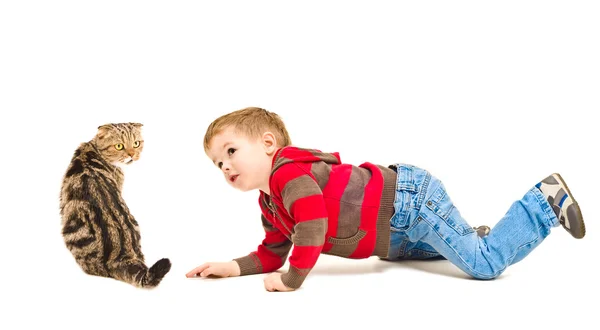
217, 162, 223, 169
227, 148, 236, 155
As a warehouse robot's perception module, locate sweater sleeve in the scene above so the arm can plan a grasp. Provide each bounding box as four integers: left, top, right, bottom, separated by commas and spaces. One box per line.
273, 164, 328, 289
234, 214, 292, 276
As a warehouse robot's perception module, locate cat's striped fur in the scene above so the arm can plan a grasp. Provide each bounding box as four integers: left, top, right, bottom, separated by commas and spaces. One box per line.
60, 123, 171, 288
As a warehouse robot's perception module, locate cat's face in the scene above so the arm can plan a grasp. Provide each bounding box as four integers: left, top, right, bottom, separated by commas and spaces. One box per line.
94, 123, 144, 167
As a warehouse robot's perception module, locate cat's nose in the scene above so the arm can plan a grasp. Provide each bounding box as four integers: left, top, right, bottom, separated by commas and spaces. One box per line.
126, 150, 134, 157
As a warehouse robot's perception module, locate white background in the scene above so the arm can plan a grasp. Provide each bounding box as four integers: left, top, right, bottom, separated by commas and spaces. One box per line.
1, 1, 599, 329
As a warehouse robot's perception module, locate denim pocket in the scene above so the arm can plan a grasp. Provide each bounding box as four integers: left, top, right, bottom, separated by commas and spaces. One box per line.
425, 182, 474, 236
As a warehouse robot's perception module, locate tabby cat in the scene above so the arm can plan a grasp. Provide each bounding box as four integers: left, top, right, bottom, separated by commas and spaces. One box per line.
60, 123, 171, 288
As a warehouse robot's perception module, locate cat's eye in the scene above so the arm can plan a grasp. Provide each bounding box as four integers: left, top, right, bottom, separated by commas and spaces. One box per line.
227, 148, 236, 156
133, 141, 141, 148
115, 143, 124, 150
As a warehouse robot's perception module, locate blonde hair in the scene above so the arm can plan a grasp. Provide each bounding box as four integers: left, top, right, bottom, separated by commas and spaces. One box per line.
203, 107, 292, 152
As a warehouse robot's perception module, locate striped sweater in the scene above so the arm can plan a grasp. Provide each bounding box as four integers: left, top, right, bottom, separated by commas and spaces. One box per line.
234, 147, 397, 289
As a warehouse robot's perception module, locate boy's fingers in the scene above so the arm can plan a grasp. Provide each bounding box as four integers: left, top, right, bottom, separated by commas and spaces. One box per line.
185, 268, 201, 277
264, 277, 275, 291
185, 264, 209, 277
200, 267, 213, 277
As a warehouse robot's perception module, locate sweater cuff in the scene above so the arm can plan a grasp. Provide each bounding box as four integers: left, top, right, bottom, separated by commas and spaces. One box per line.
281, 265, 309, 289
233, 253, 263, 276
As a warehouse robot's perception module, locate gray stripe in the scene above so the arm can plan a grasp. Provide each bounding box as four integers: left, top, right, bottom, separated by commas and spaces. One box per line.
307, 149, 339, 164
291, 219, 327, 246
264, 240, 293, 264
281, 265, 309, 289
260, 215, 277, 232
310, 162, 331, 190
272, 155, 293, 173
373, 165, 398, 258
336, 167, 368, 238
234, 254, 263, 276
281, 175, 322, 213
326, 240, 361, 258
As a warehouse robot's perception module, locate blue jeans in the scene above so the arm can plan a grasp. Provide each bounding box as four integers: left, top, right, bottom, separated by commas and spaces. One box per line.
387, 164, 559, 279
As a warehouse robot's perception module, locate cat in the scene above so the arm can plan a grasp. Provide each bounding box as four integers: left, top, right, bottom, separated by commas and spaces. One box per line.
60, 122, 171, 288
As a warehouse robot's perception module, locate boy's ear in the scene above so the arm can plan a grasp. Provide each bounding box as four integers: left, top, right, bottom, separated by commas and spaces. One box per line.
262, 132, 277, 154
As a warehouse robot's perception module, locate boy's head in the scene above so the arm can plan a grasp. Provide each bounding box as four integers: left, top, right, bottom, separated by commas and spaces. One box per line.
204, 107, 292, 193
203, 107, 291, 154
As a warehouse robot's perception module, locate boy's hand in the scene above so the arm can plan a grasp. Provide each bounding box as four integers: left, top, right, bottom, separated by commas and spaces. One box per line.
264, 273, 295, 292
185, 261, 241, 278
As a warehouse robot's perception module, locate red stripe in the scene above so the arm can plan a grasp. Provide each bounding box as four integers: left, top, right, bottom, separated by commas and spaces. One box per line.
290, 195, 328, 221
288, 245, 322, 269
262, 231, 287, 244
273, 165, 306, 194
256, 244, 284, 272
280, 147, 326, 163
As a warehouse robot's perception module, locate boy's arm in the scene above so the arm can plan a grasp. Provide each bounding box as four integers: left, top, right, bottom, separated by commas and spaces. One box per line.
233, 215, 292, 275
274, 164, 328, 289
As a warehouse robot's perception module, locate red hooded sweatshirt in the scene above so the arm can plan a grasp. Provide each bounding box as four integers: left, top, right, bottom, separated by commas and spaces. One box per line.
234, 146, 397, 289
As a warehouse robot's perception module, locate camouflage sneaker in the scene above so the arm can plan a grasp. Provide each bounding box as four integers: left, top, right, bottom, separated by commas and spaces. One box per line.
473, 225, 490, 238
536, 173, 586, 239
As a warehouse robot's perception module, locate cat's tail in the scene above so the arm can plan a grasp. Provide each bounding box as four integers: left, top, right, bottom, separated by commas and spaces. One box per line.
112, 258, 172, 289
142, 258, 172, 288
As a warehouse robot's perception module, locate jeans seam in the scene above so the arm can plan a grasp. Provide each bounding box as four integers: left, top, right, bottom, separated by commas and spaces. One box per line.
415, 172, 431, 210
509, 234, 540, 268
411, 248, 439, 257
530, 187, 557, 228
399, 239, 408, 258
420, 216, 506, 279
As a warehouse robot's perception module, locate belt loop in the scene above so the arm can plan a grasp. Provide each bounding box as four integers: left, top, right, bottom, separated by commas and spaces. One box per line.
396, 164, 417, 192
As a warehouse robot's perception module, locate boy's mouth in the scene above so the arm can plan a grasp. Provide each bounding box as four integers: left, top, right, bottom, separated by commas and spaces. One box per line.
230, 175, 239, 183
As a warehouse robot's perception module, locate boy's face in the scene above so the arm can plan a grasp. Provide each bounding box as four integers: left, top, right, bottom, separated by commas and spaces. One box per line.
207, 127, 276, 194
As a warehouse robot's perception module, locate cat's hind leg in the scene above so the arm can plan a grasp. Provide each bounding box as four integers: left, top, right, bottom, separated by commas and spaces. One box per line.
62, 205, 111, 277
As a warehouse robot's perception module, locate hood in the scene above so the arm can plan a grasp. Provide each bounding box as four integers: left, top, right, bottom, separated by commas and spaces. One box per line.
271, 146, 341, 174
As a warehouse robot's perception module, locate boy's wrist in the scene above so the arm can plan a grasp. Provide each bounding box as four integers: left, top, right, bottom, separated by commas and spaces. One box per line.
233, 255, 263, 276
229, 260, 241, 276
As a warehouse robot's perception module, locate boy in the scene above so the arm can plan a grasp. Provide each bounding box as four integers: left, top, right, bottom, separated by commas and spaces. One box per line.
185, 107, 586, 291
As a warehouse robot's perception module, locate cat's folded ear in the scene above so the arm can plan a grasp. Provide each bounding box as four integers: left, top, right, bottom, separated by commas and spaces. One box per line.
96, 124, 113, 139
128, 122, 144, 129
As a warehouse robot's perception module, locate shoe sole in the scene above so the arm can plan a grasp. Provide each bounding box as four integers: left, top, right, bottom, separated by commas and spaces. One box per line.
552, 173, 586, 239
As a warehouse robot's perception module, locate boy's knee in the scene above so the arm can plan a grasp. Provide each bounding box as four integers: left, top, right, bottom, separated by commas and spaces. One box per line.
470, 271, 502, 280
